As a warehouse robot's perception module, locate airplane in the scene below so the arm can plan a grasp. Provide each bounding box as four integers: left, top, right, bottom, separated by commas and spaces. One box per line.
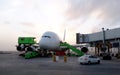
39, 31, 87, 56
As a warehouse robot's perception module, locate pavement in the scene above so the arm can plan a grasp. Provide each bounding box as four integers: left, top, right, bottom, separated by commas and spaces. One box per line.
0, 52, 120, 75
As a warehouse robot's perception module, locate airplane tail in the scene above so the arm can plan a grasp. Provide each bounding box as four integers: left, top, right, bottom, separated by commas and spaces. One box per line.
63, 29, 66, 42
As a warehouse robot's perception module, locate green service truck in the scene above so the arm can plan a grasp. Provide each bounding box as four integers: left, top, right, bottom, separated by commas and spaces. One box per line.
16, 37, 39, 59
17, 37, 36, 51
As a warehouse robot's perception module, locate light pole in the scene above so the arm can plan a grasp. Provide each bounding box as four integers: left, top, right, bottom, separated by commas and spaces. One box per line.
102, 28, 106, 44
102, 28, 106, 52
102, 28, 111, 60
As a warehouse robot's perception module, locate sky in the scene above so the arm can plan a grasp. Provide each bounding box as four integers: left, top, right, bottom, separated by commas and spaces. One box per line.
0, 0, 120, 51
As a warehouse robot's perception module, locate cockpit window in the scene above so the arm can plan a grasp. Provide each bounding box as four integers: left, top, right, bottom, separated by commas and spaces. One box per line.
42, 36, 51, 38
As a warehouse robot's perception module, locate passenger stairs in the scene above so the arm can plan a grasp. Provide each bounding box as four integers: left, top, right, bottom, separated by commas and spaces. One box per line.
60, 42, 84, 56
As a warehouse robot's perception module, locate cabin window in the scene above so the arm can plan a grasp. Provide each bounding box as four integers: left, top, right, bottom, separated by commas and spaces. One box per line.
42, 36, 51, 38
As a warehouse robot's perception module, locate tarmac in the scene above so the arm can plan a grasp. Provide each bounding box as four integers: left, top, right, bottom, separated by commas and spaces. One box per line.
0, 51, 120, 75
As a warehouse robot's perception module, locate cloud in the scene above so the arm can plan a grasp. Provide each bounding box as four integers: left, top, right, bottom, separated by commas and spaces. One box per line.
66, 0, 120, 31
20, 22, 35, 27
3, 21, 11, 24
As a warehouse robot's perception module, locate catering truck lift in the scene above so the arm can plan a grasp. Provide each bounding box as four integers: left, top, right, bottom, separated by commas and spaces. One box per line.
16, 37, 40, 59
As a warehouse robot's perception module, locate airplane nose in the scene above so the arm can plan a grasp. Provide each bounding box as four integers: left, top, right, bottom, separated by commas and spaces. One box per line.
39, 39, 50, 49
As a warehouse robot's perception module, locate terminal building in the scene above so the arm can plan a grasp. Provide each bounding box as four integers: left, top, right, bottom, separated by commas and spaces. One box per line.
76, 27, 120, 56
